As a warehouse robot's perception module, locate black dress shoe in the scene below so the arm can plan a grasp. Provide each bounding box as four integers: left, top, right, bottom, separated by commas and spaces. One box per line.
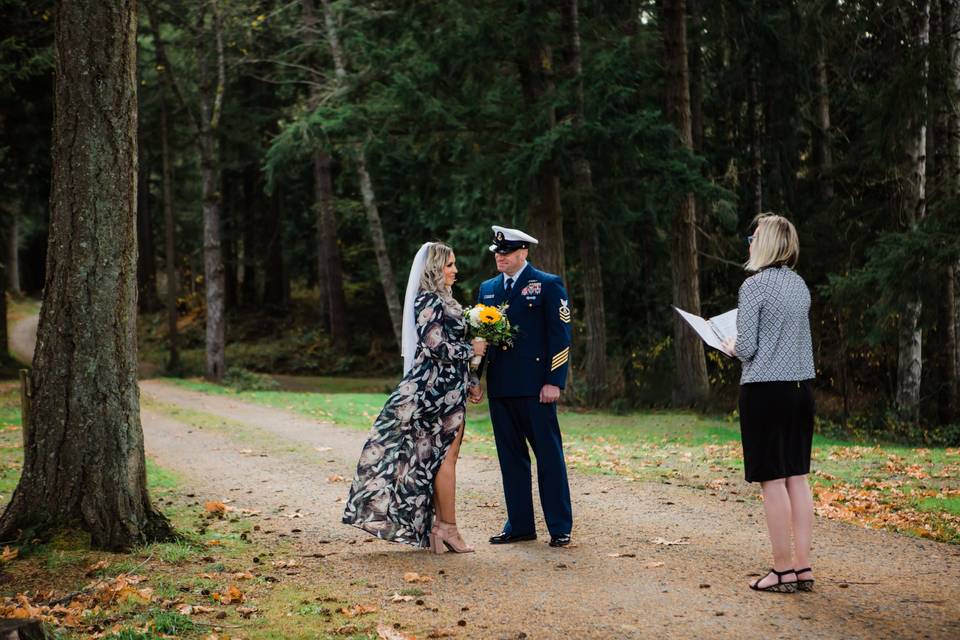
549, 534, 572, 547
489, 531, 537, 544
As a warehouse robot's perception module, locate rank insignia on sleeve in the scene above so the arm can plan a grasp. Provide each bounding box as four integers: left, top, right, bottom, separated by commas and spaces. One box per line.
551, 347, 570, 371
559, 299, 571, 324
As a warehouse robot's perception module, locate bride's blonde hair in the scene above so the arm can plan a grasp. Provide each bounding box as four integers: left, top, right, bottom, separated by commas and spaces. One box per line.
419, 243, 461, 313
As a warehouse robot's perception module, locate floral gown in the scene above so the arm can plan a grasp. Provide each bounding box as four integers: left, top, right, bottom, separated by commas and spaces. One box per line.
342, 291, 475, 547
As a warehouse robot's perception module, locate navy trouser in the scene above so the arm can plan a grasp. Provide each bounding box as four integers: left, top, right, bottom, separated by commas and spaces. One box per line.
488, 396, 573, 536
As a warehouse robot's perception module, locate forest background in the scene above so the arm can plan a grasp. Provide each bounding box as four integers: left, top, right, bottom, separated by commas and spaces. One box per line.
3, 0, 960, 445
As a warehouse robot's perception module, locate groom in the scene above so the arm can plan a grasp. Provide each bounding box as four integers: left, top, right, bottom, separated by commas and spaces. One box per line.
472, 225, 573, 547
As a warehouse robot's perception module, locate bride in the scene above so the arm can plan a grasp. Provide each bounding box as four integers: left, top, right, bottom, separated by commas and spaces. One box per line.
342, 242, 486, 553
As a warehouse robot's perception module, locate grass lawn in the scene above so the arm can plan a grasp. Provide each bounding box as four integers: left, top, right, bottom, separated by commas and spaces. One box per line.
168, 376, 960, 544
0, 381, 384, 639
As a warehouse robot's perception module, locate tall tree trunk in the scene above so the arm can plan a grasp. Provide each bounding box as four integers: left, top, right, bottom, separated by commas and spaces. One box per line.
222, 169, 238, 312
302, 0, 349, 349
7, 216, 20, 296
747, 54, 763, 217
263, 182, 287, 311
148, 1, 227, 381
6, 215, 22, 296
319, 0, 402, 348
157, 77, 179, 373
198, 3, 226, 381
663, 0, 710, 406
517, 27, 565, 279
561, 0, 607, 405
314, 150, 349, 349
0, 218, 10, 363
136, 116, 158, 312
939, 0, 959, 422
0, 0, 172, 549
240, 167, 259, 307
813, 15, 834, 202
895, 0, 930, 423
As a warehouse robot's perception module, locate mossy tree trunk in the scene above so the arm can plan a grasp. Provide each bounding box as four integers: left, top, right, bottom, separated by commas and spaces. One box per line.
0, 0, 173, 550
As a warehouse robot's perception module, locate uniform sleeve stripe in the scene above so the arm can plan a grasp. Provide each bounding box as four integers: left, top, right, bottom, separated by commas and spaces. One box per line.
551, 354, 569, 371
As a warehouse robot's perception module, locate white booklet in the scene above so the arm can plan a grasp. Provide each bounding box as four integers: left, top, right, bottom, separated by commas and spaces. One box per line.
673, 307, 737, 355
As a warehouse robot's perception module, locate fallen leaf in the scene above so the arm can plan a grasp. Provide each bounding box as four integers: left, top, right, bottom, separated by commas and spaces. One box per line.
403, 572, 434, 583
643, 561, 666, 568
204, 501, 228, 515
389, 593, 414, 602
0, 546, 18, 562
85, 559, 109, 576
315, 447, 333, 452
377, 623, 416, 640
327, 474, 346, 483
272, 559, 300, 568
340, 603, 377, 617
231, 571, 254, 580
428, 628, 457, 638
651, 537, 690, 546
236, 605, 258, 619
205, 539, 222, 547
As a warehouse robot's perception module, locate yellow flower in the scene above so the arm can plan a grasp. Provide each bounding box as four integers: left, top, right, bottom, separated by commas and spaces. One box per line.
479, 306, 502, 324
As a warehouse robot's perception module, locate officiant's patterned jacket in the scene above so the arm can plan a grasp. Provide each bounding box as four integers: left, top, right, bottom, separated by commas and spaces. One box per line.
478, 264, 572, 396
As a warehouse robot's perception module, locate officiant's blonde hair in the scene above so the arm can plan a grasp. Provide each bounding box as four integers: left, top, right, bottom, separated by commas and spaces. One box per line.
745, 214, 799, 272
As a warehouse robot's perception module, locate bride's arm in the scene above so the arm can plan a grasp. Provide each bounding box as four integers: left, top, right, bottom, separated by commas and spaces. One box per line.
415, 293, 473, 364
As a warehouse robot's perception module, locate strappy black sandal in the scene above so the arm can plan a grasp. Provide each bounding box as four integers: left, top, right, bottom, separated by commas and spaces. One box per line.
749, 568, 798, 593
795, 567, 814, 592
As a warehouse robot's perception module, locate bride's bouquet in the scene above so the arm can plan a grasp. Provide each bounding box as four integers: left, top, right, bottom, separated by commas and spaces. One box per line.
463, 303, 516, 369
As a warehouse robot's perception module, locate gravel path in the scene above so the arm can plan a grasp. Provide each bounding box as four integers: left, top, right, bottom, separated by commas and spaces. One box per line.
139, 379, 960, 640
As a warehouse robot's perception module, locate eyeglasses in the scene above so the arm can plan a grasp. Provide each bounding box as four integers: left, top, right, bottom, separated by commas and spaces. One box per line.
745, 235, 755, 246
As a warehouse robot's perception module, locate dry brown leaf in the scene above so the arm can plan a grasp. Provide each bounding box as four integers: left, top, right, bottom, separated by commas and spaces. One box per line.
377, 623, 417, 640
389, 593, 414, 603
205, 539, 223, 547
327, 474, 346, 483
204, 501, 228, 515
340, 603, 378, 617
231, 571, 254, 580
85, 559, 109, 576
428, 628, 458, 638
272, 559, 300, 568
236, 606, 258, 619
403, 572, 434, 583
0, 546, 18, 562
651, 537, 689, 546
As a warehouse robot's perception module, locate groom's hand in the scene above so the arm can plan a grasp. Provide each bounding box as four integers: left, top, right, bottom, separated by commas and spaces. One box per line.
468, 385, 484, 404
539, 384, 561, 404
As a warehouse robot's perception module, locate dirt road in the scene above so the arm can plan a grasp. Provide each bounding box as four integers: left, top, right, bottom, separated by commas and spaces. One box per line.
138, 379, 960, 639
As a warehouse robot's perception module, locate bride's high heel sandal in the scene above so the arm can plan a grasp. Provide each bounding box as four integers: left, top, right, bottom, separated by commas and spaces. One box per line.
429, 520, 475, 554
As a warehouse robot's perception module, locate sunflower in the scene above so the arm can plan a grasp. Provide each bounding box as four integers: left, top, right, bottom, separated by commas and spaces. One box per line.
479, 306, 502, 324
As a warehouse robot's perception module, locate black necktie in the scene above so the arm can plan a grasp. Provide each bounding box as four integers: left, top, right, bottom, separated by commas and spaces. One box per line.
505, 278, 513, 294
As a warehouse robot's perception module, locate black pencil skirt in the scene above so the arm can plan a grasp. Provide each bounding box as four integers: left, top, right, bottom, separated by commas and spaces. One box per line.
738, 380, 815, 483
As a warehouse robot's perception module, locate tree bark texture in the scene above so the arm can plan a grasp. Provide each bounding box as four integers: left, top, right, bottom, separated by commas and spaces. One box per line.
895, 0, 930, 423
302, 0, 349, 349
663, 0, 710, 406
7, 216, 20, 296
313, 149, 349, 349
814, 8, 834, 202
319, 0, 403, 348
561, 0, 607, 405
198, 3, 226, 381
517, 34, 566, 280
136, 99, 158, 313
0, 0, 172, 549
747, 55, 763, 218
148, 1, 226, 381
939, 0, 959, 422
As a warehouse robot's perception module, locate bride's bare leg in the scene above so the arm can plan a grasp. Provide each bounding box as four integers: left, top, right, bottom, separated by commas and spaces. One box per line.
434, 422, 465, 524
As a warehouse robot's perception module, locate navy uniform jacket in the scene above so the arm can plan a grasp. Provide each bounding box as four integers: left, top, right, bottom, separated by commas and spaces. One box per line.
477, 264, 572, 398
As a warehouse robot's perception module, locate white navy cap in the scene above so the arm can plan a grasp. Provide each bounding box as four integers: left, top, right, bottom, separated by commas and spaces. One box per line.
489, 225, 539, 254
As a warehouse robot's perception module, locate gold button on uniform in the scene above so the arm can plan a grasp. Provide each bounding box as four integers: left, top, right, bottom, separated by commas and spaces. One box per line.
536, 357, 540, 362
